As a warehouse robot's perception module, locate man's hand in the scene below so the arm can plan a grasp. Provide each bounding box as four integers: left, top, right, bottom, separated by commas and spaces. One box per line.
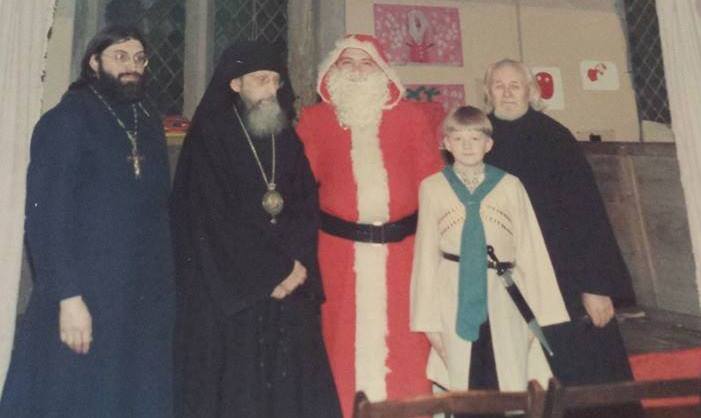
59, 295, 92, 354
426, 332, 447, 365
582, 292, 615, 328
271, 260, 307, 300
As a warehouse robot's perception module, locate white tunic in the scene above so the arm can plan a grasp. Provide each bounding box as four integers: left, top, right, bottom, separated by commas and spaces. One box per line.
410, 171, 570, 391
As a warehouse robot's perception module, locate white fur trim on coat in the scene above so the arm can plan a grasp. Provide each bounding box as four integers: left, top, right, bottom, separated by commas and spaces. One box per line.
350, 114, 391, 401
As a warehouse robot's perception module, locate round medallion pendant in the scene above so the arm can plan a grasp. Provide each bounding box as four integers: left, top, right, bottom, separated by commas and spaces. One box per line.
262, 188, 284, 218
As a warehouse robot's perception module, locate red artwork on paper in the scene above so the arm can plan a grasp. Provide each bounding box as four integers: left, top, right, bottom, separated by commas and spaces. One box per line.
405, 84, 466, 147
535, 72, 554, 99
586, 63, 608, 81
374, 4, 463, 66
405, 84, 466, 112
580, 60, 619, 91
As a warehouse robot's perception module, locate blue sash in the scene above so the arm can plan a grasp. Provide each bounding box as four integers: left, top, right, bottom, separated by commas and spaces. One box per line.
442, 164, 506, 341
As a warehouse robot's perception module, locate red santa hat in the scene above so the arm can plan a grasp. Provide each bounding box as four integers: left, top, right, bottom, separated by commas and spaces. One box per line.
317, 34, 405, 109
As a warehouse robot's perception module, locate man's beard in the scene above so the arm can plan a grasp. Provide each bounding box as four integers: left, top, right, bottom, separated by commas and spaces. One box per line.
493, 103, 529, 121
491, 91, 530, 121
95, 66, 145, 103
240, 96, 288, 137
326, 67, 390, 128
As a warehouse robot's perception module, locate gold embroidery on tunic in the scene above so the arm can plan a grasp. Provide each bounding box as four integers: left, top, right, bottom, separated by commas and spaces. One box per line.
484, 205, 514, 236
439, 206, 465, 236
485, 204, 512, 223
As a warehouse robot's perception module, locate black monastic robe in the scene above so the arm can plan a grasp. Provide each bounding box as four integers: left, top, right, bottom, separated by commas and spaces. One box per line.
486, 108, 640, 417
0, 87, 175, 418
171, 103, 341, 417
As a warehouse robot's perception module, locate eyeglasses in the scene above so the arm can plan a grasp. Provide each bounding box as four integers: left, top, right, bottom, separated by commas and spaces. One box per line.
247, 73, 283, 88
102, 50, 149, 67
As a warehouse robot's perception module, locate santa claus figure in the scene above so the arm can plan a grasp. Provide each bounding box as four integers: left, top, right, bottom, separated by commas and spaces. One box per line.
296, 34, 442, 416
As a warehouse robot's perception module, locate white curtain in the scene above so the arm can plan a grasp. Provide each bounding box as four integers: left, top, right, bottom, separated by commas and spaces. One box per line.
287, 0, 318, 109
657, 0, 701, 306
0, 0, 56, 394
287, 0, 345, 110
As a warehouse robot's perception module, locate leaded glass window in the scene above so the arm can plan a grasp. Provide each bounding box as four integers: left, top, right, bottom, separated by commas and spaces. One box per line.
623, 0, 670, 124
105, 0, 186, 116
214, 0, 288, 62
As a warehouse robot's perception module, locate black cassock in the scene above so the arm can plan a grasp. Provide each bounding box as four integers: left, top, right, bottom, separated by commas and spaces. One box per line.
171, 97, 341, 417
486, 108, 640, 417
0, 87, 175, 417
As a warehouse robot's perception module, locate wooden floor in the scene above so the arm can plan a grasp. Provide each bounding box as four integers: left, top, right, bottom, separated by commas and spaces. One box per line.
618, 307, 701, 354
618, 308, 701, 417
644, 406, 699, 418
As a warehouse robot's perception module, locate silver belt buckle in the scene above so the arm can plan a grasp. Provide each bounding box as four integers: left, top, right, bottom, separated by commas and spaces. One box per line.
371, 221, 384, 246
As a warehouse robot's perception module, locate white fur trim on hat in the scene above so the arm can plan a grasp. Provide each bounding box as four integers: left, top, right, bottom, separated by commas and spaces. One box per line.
317, 35, 404, 109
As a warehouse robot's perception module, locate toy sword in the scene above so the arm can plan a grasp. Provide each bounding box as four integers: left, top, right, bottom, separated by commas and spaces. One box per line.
486, 245, 555, 357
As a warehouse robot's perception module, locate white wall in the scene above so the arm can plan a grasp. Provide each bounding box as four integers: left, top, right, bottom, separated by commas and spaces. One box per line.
42, 0, 76, 113
346, 0, 640, 141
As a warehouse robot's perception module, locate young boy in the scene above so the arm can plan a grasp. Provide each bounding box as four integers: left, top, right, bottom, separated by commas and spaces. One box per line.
410, 106, 570, 396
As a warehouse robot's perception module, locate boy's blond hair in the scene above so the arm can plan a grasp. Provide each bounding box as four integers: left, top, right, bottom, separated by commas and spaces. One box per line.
443, 105, 493, 136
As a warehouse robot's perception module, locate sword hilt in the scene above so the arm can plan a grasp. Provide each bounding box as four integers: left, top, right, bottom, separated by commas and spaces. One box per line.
486, 245, 514, 275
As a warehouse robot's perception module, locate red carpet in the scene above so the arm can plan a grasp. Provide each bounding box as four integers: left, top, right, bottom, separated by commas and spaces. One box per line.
629, 347, 701, 408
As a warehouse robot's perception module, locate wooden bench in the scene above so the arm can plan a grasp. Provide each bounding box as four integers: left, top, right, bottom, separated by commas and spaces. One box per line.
353, 380, 546, 418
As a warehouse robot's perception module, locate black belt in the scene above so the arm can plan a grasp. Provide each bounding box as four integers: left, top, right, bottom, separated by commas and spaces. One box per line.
320, 211, 418, 244
442, 252, 461, 263
442, 252, 515, 273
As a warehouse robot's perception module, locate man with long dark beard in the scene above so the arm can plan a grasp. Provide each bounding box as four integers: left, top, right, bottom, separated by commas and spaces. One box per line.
0, 26, 175, 417
171, 40, 341, 418
296, 34, 443, 417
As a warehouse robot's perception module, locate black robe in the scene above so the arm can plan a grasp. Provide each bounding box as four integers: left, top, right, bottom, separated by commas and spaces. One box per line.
0, 87, 175, 418
171, 99, 341, 417
485, 108, 640, 417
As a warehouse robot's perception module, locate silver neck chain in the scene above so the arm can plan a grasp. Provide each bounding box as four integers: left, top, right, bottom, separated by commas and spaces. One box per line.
89, 85, 139, 149
233, 105, 276, 191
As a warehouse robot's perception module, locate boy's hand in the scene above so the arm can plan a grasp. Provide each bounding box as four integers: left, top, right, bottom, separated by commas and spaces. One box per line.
59, 295, 93, 354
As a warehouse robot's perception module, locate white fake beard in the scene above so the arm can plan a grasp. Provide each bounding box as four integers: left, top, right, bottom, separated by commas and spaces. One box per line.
326, 67, 390, 128
244, 97, 288, 137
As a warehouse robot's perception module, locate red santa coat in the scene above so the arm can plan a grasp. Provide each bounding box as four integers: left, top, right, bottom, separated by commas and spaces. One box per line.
296, 35, 442, 417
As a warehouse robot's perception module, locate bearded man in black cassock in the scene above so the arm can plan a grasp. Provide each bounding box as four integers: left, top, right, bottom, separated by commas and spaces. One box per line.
483, 59, 641, 417
0, 26, 175, 418
171, 40, 341, 418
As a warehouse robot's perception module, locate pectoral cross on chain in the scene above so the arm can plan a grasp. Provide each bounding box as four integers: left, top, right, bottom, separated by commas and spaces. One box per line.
126, 131, 144, 179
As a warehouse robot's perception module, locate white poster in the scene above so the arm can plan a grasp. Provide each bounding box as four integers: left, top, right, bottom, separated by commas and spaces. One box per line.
580, 60, 620, 91
532, 67, 565, 110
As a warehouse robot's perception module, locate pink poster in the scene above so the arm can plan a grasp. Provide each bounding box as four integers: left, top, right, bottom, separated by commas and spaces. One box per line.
405, 84, 466, 111
374, 4, 463, 66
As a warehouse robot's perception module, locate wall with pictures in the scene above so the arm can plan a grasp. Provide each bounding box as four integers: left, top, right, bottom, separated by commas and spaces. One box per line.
346, 0, 640, 142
